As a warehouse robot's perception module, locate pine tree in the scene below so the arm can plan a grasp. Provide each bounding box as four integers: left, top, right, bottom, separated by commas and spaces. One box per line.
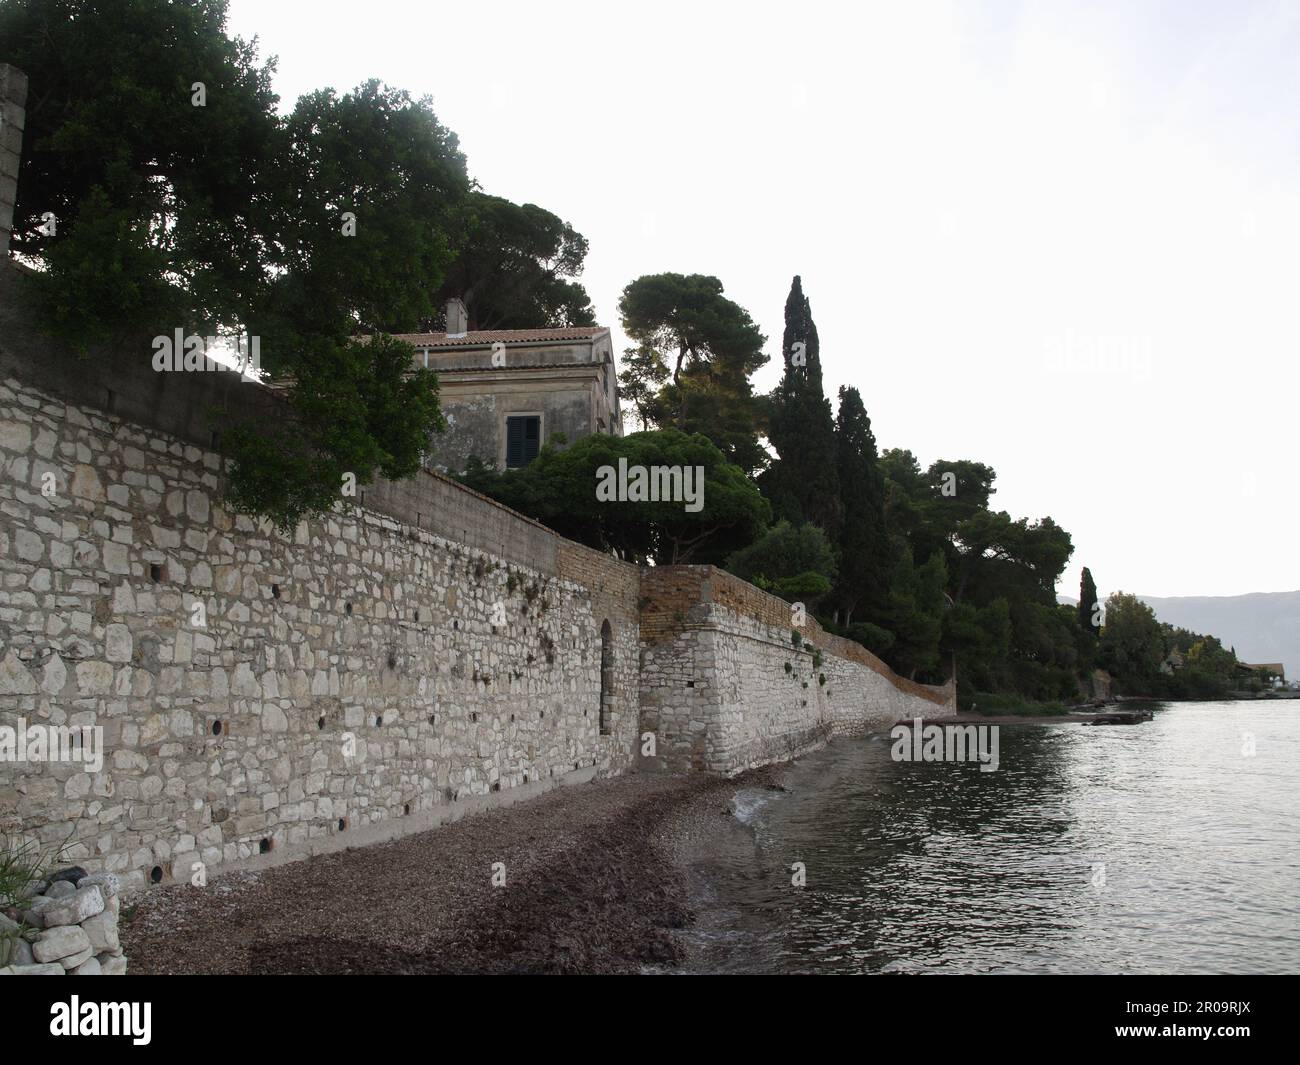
762, 276, 841, 538
833, 386, 890, 624
1078, 567, 1099, 637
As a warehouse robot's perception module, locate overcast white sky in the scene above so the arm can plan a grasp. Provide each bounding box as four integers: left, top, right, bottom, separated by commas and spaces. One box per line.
229, 0, 1300, 600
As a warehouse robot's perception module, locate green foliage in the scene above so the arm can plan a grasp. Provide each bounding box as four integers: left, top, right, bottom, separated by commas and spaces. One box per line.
224, 334, 446, 529
844, 621, 895, 657
760, 277, 840, 538
725, 521, 837, 606
943, 598, 1011, 692
433, 192, 595, 329
255, 80, 468, 347
5, 0, 279, 345
458, 429, 769, 565
962, 690, 1070, 716
1098, 592, 1165, 691
879, 546, 948, 681
618, 273, 769, 473
619, 341, 671, 430
831, 385, 890, 624
4, 3, 593, 530
1078, 566, 1100, 637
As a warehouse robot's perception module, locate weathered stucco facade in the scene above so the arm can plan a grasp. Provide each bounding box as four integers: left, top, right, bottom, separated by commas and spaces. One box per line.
393, 319, 622, 473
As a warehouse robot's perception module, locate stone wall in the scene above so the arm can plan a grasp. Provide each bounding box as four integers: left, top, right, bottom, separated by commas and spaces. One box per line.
0, 253, 953, 896
0, 358, 641, 895
639, 567, 955, 774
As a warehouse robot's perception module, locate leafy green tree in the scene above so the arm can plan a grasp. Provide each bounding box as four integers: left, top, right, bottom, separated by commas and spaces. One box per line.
1098, 592, 1165, 692
725, 520, 837, 605
760, 276, 840, 538
943, 598, 1012, 692
255, 80, 468, 343
4, 0, 279, 344
223, 334, 446, 528
618, 342, 669, 431
617, 273, 769, 473
458, 429, 769, 565
951, 511, 1073, 602
432, 193, 595, 329
234, 80, 468, 527
881, 546, 948, 681
4, 2, 474, 530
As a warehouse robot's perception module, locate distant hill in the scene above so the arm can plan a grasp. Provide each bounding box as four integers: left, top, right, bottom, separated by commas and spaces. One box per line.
1139, 592, 1300, 678
1056, 591, 1300, 678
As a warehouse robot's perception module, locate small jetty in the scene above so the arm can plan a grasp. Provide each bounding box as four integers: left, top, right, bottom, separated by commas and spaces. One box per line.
1079, 707, 1153, 726
896, 704, 1154, 728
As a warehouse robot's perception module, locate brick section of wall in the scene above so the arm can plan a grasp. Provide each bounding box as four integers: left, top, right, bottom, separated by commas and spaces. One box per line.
1, 65, 29, 258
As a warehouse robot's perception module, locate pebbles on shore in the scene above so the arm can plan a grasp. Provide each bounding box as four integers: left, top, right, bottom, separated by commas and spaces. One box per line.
122, 768, 782, 975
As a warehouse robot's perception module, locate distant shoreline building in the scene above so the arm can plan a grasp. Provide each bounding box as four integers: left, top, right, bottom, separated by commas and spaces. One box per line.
1237, 662, 1286, 688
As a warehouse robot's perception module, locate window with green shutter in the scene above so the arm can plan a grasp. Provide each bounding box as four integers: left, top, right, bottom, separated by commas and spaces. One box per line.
505, 415, 541, 468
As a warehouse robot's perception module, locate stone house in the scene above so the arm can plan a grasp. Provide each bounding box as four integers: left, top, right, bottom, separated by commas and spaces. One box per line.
390, 298, 622, 473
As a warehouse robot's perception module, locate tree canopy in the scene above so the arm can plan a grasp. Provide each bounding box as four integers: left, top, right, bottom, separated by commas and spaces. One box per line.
458, 429, 769, 566
432, 192, 596, 330
617, 273, 769, 474
2, 0, 599, 530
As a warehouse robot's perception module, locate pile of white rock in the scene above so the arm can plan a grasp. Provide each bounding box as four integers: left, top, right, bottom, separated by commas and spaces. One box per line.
0, 868, 127, 975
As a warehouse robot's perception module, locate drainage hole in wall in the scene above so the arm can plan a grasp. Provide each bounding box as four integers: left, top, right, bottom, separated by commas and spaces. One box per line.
317, 716, 325, 730
470, 712, 477, 723
345, 601, 353, 615
524, 774, 529, 784
259, 838, 272, 854
540, 710, 544, 719
337, 818, 347, 831
510, 713, 515, 722
403, 803, 410, 816
149, 564, 163, 583
271, 583, 281, 599
375, 714, 383, 727
211, 720, 223, 736
428, 714, 436, 726
492, 781, 500, 792
150, 866, 163, 884
453, 619, 459, 630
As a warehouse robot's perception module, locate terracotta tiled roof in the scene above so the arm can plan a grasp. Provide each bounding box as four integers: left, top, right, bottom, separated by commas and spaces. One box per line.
387, 327, 608, 348
431, 363, 596, 373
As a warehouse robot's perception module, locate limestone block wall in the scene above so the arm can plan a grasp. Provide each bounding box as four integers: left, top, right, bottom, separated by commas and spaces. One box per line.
640, 567, 955, 775
0, 369, 641, 894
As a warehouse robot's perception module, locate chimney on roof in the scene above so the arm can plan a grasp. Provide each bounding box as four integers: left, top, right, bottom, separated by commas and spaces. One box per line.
445, 297, 468, 338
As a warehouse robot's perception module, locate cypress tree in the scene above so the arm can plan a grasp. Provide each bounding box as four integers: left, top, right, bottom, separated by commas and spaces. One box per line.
763, 276, 841, 538
1079, 567, 1099, 637
833, 385, 890, 625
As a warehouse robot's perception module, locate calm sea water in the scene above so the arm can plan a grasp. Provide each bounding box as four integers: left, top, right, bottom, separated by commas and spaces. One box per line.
680, 702, 1300, 974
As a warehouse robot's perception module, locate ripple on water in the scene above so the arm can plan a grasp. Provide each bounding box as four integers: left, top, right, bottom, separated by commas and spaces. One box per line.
684, 703, 1300, 974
